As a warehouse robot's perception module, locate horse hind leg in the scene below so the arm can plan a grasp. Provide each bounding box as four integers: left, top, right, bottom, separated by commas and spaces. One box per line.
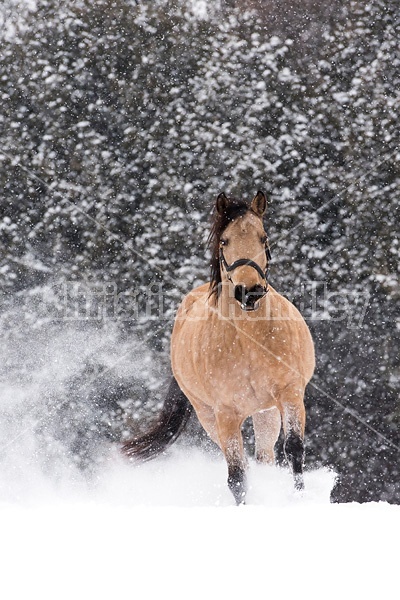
282, 401, 306, 491
253, 407, 281, 465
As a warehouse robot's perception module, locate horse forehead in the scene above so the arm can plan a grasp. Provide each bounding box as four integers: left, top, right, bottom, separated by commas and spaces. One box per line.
229, 213, 263, 236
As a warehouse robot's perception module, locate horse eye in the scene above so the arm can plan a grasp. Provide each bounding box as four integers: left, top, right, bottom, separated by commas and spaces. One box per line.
220, 239, 228, 246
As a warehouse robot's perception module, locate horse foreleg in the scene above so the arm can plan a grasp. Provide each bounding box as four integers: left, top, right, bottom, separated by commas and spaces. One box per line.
215, 408, 247, 505
191, 401, 219, 446
282, 400, 306, 491
253, 407, 281, 465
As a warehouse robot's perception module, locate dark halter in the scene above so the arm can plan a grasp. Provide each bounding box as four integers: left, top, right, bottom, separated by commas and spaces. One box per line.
219, 245, 271, 294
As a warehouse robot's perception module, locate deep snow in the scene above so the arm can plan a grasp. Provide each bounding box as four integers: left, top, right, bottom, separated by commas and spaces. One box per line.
0, 448, 398, 600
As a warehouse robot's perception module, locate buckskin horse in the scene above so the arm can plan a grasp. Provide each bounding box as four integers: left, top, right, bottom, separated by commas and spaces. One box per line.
123, 191, 315, 504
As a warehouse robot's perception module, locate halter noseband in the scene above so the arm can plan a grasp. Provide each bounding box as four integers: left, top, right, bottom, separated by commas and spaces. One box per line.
219, 246, 271, 300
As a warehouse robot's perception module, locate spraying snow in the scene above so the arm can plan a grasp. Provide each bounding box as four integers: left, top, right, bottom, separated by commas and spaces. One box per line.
0, 323, 397, 599
0, 444, 398, 600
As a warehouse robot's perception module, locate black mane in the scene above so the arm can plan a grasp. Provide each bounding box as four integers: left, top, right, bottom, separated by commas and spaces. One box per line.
207, 198, 251, 299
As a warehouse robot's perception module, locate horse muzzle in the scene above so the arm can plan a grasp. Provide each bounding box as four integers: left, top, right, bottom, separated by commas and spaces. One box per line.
234, 284, 267, 312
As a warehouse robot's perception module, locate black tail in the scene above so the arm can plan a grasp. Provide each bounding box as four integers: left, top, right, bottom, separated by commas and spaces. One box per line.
121, 376, 192, 461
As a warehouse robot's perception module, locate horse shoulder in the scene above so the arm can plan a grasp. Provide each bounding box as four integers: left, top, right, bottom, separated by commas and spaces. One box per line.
174, 282, 211, 320
268, 286, 309, 329
267, 287, 315, 380
171, 283, 214, 406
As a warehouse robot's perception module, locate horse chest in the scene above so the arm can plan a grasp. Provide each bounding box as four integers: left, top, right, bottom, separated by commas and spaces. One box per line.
171, 291, 306, 415
200, 324, 278, 412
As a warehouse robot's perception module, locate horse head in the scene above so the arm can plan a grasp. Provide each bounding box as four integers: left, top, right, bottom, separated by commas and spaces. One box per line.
210, 190, 271, 311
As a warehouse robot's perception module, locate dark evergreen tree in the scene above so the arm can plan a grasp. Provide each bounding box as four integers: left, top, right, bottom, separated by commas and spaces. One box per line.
0, 0, 398, 501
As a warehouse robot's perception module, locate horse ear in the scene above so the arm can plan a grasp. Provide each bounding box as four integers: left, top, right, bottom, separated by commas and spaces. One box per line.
251, 190, 267, 216
216, 192, 229, 215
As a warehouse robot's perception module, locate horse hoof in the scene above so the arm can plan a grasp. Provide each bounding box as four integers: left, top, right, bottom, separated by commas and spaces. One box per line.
294, 474, 305, 492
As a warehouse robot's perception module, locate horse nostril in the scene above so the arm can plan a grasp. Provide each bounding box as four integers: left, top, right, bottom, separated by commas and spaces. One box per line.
234, 284, 247, 305
234, 284, 265, 309
249, 284, 265, 298
246, 285, 265, 306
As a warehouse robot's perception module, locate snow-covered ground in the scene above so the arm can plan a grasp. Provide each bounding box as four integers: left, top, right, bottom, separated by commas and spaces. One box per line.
0, 448, 398, 600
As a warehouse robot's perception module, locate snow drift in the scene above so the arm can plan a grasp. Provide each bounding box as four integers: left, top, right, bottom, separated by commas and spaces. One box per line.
0, 321, 398, 600
0, 450, 398, 600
